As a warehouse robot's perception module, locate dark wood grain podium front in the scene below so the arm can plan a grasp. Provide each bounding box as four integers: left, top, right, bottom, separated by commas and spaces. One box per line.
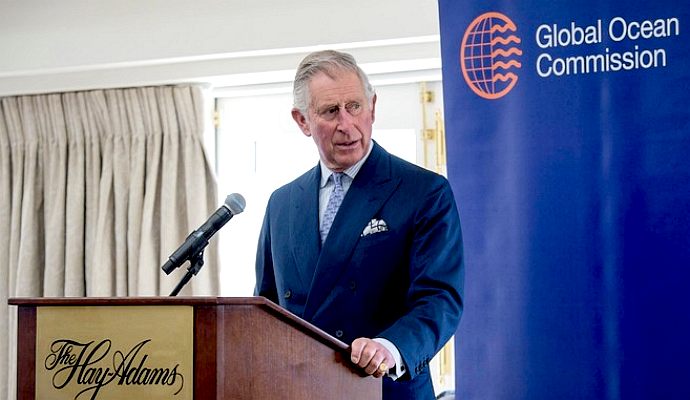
9, 297, 381, 400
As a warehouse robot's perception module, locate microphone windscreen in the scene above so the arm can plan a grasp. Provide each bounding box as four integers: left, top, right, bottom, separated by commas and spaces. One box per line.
225, 193, 246, 214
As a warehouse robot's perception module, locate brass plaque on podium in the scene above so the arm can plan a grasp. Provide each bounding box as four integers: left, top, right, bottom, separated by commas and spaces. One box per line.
36, 305, 193, 400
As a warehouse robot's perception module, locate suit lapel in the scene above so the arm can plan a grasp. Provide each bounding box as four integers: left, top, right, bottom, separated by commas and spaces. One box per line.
289, 165, 321, 292
303, 144, 401, 321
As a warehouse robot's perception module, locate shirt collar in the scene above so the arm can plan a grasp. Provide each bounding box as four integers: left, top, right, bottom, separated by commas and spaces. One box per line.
319, 140, 374, 188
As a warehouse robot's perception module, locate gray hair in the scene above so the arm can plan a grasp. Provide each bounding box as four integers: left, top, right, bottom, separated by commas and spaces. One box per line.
292, 50, 375, 114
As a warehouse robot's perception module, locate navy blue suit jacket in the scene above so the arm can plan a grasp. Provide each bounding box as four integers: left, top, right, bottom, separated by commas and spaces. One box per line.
255, 142, 464, 399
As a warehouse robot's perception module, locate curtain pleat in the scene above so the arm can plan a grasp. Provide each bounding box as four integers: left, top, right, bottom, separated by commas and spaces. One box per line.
42, 94, 68, 297
0, 85, 219, 398
0, 97, 13, 400
62, 93, 87, 296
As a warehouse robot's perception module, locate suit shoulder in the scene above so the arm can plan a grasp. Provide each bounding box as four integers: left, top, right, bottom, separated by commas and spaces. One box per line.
388, 152, 450, 189
269, 166, 318, 201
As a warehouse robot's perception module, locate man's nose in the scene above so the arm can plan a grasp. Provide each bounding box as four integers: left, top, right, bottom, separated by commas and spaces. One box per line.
336, 108, 356, 131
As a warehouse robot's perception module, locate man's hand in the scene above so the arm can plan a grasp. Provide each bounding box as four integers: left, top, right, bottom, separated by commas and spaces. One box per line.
350, 337, 396, 378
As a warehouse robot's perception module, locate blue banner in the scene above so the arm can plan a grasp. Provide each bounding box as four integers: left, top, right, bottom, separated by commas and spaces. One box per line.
439, 1, 690, 399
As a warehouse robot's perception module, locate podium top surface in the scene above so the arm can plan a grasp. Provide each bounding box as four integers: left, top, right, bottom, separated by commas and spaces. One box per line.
7, 296, 266, 308
10, 296, 271, 307
8, 296, 349, 352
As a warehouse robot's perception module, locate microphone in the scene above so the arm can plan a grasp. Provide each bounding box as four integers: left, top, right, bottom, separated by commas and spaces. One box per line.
162, 193, 246, 275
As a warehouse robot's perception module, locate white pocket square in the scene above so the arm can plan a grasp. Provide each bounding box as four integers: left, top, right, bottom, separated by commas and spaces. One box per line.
361, 218, 389, 237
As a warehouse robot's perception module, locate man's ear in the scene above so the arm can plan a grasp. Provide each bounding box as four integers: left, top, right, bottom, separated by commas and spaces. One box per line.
370, 94, 377, 123
291, 108, 311, 137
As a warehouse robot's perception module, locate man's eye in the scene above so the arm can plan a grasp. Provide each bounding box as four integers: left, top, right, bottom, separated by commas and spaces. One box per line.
321, 106, 339, 118
345, 102, 362, 114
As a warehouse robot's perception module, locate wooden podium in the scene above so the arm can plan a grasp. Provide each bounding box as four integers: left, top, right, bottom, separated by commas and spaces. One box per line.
9, 297, 381, 400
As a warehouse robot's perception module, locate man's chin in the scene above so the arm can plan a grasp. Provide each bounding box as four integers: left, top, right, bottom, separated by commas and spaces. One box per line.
335, 151, 365, 167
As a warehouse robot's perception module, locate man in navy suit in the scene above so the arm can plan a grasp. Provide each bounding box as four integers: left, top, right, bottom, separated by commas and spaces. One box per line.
255, 50, 464, 399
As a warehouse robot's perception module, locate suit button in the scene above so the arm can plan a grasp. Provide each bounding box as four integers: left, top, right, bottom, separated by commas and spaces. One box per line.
335, 330, 344, 338
284, 290, 292, 299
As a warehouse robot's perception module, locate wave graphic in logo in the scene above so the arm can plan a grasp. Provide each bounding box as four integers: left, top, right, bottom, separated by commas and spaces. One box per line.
460, 12, 522, 99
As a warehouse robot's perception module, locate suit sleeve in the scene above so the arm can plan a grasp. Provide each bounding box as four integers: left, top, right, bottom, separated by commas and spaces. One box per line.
378, 178, 464, 380
254, 198, 278, 302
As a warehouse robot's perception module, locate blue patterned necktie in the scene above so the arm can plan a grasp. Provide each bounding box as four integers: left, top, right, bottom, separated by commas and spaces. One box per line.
320, 172, 345, 243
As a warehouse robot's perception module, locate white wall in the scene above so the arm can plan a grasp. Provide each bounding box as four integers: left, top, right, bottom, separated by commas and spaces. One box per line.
0, 0, 441, 96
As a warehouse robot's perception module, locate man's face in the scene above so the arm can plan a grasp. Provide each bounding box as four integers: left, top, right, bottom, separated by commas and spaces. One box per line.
292, 70, 376, 172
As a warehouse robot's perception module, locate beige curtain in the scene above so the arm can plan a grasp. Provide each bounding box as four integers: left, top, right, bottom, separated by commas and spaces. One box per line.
0, 85, 220, 398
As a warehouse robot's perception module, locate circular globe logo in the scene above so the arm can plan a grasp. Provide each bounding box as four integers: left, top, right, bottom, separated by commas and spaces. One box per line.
460, 12, 522, 99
